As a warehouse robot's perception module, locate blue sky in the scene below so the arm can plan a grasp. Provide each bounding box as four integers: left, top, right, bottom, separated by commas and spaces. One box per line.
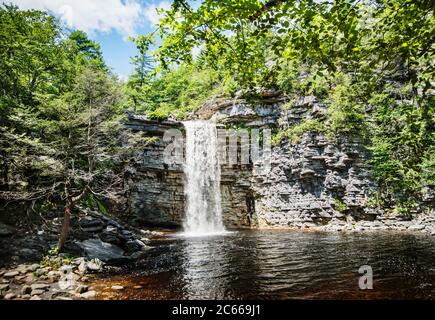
9, 0, 172, 80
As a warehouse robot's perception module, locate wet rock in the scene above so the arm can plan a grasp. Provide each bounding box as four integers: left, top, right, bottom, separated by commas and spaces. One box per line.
0, 222, 15, 237
100, 226, 121, 244
125, 240, 144, 252
77, 239, 125, 263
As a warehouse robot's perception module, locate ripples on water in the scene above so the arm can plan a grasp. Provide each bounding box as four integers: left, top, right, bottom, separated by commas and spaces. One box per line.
95, 230, 435, 300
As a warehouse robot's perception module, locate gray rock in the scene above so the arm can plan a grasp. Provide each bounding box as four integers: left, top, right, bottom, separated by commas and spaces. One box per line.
78, 261, 87, 274
408, 224, 426, 231
0, 222, 15, 236
30, 295, 42, 300
31, 289, 45, 296
28, 264, 40, 272
77, 239, 125, 263
87, 259, 104, 272
4, 271, 19, 278
31, 283, 50, 291
125, 240, 143, 251
0, 284, 10, 291
77, 258, 104, 274
4, 293, 16, 300
73, 257, 86, 266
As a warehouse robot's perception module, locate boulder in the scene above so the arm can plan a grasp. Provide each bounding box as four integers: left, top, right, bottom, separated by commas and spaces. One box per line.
0, 222, 15, 237
81, 290, 97, 299
76, 239, 125, 263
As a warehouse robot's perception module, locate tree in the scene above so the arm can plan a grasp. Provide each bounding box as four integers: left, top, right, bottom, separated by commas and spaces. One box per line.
0, 5, 127, 251
68, 30, 108, 71
127, 35, 154, 112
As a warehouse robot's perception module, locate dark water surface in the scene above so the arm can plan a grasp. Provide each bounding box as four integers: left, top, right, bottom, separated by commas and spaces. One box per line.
93, 230, 435, 299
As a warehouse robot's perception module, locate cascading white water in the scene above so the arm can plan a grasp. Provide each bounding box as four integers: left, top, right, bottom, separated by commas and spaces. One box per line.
182, 121, 226, 237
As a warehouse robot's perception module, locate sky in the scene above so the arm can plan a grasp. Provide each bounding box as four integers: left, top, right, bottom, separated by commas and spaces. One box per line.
8, 0, 173, 80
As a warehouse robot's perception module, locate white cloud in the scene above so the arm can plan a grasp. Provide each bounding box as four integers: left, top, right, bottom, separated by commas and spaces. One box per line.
143, 1, 171, 26
10, 0, 144, 38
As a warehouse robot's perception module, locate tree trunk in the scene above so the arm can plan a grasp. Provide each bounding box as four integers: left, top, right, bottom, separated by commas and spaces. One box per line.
57, 205, 71, 252
57, 186, 89, 252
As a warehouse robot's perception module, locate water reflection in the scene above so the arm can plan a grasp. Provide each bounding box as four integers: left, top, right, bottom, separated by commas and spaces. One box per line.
94, 230, 435, 300
180, 236, 234, 299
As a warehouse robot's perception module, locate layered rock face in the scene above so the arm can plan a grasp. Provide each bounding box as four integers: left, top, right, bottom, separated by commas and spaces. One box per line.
124, 93, 376, 229
251, 134, 374, 228
124, 115, 185, 228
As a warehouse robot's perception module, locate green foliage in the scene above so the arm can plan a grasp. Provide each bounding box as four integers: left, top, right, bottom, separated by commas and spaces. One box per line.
0, 5, 126, 220
368, 90, 435, 213
129, 64, 222, 120
272, 119, 326, 145
334, 198, 348, 213
276, 60, 331, 99
327, 78, 367, 138
41, 254, 74, 270
68, 30, 107, 70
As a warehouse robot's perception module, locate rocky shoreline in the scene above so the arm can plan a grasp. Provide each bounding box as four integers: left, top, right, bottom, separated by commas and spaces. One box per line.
0, 257, 104, 300
0, 207, 165, 300
260, 212, 435, 235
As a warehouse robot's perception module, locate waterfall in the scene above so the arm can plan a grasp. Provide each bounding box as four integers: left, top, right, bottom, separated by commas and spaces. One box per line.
182, 120, 226, 236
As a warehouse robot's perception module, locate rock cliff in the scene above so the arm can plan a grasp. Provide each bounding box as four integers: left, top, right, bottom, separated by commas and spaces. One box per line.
123, 93, 434, 234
